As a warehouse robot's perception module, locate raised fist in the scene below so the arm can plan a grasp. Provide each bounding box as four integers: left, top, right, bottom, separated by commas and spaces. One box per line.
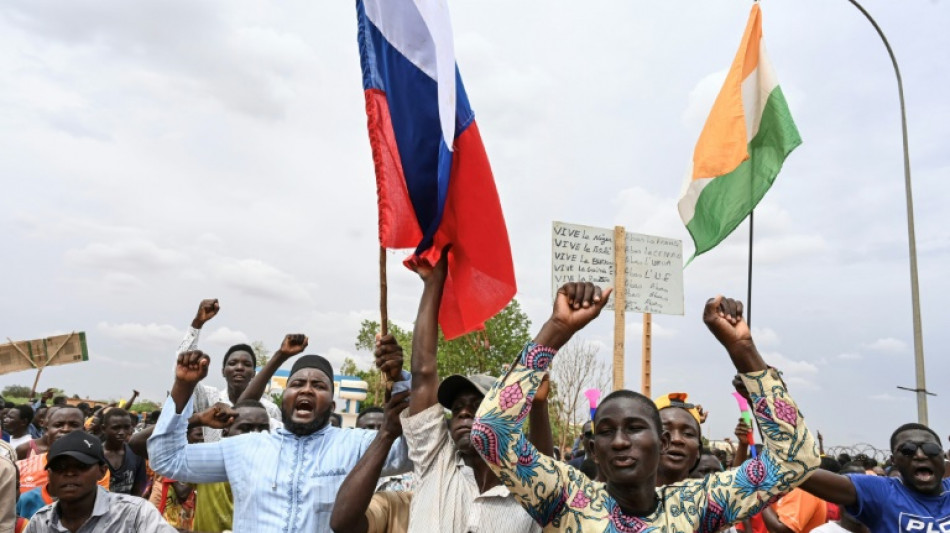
192, 299, 220, 328
176, 350, 211, 385
552, 282, 612, 334
703, 295, 753, 355
278, 334, 309, 358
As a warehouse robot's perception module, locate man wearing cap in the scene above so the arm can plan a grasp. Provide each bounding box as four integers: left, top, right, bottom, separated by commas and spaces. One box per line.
24, 431, 174, 533
148, 332, 411, 532
396, 251, 545, 533
174, 299, 281, 442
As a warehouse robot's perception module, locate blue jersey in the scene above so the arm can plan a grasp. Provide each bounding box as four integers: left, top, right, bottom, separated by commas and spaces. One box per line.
846, 474, 950, 533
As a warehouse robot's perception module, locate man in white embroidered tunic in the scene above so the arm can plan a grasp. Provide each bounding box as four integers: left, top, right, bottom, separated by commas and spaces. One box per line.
400, 251, 544, 533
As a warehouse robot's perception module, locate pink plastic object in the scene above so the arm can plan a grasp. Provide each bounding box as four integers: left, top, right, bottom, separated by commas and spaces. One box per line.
731, 392, 757, 459
584, 388, 601, 420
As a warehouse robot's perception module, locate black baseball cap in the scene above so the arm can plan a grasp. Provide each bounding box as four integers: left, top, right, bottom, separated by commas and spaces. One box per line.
437, 374, 497, 409
46, 431, 105, 467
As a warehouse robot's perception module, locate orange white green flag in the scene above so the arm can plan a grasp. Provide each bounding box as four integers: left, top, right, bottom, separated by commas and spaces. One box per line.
678, 3, 801, 261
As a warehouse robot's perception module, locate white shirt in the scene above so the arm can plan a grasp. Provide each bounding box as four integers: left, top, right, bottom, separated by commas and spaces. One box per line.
8, 434, 32, 449
401, 403, 541, 533
176, 327, 282, 442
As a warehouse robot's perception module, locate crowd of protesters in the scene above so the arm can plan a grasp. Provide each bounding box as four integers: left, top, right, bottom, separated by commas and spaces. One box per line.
2, 261, 949, 532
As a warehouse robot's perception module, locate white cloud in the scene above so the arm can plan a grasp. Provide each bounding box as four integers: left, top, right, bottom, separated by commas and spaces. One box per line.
97, 322, 183, 347
210, 257, 316, 303
204, 327, 249, 346
626, 321, 677, 339
751, 327, 780, 348
761, 351, 819, 390
682, 69, 727, 132
837, 352, 863, 361
869, 393, 904, 402
864, 338, 907, 354
66, 239, 189, 272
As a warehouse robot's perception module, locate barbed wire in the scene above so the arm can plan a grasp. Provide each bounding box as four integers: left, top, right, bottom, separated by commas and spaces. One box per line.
826, 444, 890, 463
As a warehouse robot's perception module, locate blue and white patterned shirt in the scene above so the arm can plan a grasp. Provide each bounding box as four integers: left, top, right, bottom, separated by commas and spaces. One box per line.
148, 396, 411, 532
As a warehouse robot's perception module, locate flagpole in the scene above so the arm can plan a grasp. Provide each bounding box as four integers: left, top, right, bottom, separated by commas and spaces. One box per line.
846, 0, 929, 425
379, 246, 388, 337
747, 210, 753, 327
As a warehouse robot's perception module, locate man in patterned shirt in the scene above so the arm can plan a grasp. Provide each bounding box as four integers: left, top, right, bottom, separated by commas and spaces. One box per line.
473, 283, 821, 532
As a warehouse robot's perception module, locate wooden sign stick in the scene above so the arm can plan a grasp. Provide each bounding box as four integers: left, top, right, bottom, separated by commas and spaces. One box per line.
612, 226, 626, 391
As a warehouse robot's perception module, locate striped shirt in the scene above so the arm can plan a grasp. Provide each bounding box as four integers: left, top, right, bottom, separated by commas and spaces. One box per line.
148, 396, 411, 532
177, 327, 282, 443
402, 404, 542, 533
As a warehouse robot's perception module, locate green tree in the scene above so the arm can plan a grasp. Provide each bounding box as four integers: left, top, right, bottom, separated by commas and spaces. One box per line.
354, 299, 532, 380
437, 299, 531, 376
130, 400, 161, 413
251, 340, 270, 367
2, 385, 32, 398
340, 357, 385, 408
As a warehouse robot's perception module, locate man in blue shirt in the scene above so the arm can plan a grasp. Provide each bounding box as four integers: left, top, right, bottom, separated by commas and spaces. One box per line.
802, 422, 949, 532
149, 334, 411, 532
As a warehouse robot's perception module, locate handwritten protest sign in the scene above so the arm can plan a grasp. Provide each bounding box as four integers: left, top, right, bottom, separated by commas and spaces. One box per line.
551, 221, 684, 315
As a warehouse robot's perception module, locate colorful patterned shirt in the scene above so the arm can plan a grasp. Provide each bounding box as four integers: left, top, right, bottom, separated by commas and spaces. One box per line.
472, 343, 821, 533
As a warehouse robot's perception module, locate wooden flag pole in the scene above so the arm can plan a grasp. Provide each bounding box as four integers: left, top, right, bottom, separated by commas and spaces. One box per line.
379, 246, 389, 337
612, 226, 626, 391
641, 313, 652, 397
379, 246, 392, 391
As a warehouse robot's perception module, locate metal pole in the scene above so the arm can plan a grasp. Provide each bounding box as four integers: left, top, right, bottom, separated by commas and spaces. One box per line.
847, 0, 928, 424
747, 210, 753, 327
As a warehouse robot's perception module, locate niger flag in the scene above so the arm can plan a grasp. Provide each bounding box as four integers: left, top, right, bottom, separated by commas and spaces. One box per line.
678, 4, 801, 260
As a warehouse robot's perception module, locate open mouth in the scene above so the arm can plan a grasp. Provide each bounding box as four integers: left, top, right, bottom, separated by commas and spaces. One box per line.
914, 466, 936, 484
294, 398, 315, 418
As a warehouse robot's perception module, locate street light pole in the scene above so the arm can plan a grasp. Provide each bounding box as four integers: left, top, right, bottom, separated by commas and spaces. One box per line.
847, 0, 929, 424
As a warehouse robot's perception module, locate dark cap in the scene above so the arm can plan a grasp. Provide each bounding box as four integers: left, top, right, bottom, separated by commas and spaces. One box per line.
289, 355, 334, 391
437, 374, 496, 409
46, 431, 104, 467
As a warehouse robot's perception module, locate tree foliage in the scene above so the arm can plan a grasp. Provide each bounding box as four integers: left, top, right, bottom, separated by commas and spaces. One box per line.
2, 385, 32, 398
351, 299, 533, 406
251, 340, 270, 368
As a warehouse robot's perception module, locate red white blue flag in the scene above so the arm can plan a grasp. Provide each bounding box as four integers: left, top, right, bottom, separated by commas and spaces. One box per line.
356, 0, 516, 340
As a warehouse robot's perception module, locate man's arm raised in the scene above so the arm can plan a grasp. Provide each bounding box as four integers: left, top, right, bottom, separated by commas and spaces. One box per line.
238, 334, 308, 403
406, 250, 448, 416
471, 282, 610, 527
148, 350, 230, 484
330, 391, 410, 533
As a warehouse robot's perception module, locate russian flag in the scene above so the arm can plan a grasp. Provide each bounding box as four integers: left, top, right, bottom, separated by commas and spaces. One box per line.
356, 0, 516, 340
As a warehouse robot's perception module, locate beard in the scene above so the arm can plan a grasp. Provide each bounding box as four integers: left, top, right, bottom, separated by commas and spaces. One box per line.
281, 411, 329, 436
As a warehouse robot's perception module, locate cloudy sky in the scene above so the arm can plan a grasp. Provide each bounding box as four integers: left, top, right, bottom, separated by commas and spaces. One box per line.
1, 0, 947, 450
